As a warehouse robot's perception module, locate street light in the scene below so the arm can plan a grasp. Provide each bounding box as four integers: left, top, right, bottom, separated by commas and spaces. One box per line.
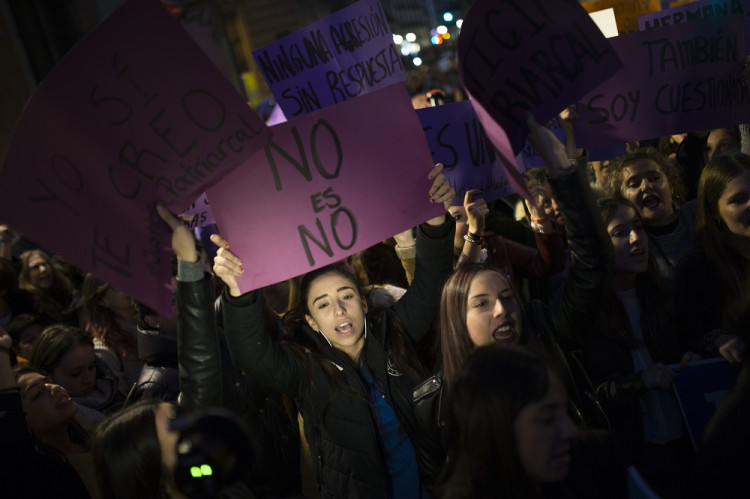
443, 12, 453, 22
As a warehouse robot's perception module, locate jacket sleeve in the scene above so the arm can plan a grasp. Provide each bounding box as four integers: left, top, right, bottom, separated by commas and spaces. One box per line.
545, 167, 614, 348
176, 275, 223, 410
392, 216, 455, 342
221, 289, 304, 396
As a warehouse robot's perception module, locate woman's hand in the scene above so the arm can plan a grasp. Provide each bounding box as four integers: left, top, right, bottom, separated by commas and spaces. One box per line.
716, 334, 744, 365
641, 363, 676, 390
156, 204, 198, 263
426, 163, 456, 226
210, 234, 244, 297
464, 189, 488, 235
679, 351, 702, 371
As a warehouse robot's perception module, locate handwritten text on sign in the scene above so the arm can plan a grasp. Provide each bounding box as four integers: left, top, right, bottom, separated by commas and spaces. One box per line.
416, 101, 513, 203
574, 16, 748, 147
456, 0, 622, 153
0, 0, 269, 315
253, 0, 404, 118
638, 0, 748, 30
207, 84, 441, 292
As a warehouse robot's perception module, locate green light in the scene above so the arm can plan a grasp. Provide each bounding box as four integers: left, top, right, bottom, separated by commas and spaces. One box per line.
190, 466, 202, 478
200, 464, 213, 476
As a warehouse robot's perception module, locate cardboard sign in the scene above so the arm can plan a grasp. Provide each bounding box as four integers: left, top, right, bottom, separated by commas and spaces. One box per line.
639, 0, 748, 30
457, 0, 623, 154
416, 101, 514, 203
574, 16, 748, 147
207, 84, 442, 292
671, 357, 740, 449
253, 0, 404, 118
582, 0, 662, 33
0, 0, 270, 315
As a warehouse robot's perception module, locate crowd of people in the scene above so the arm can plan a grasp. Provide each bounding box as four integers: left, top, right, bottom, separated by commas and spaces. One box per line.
0, 105, 748, 499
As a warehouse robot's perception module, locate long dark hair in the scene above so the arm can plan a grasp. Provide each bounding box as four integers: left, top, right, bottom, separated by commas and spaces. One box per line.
282, 262, 425, 383
28, 324, 94, 375
91, 399, 167, 499
595, 197, 674, 352
438, 264, 527, 384
435, 344, 558, 498
696, 152, 750, 326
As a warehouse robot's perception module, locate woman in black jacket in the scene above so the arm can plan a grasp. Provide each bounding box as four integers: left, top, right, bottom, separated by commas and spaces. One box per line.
212, 163, 455, 498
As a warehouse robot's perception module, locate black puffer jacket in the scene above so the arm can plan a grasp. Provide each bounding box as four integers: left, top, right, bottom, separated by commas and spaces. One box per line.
222, 219, 454, 498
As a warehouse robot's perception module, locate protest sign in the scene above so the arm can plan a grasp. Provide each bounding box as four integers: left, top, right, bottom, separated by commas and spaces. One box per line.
416, 101, 515, 203
671, 357, 740, 448
627, 467, 660, 499
0, 0, 270, 315
574, 16, 748, 147
207, 84, 442, 292
253, 0, 404, 118
456, 0, 623, 154
180, 192, 215, 229
639, 0, 748, 30
582, 0, 662, 33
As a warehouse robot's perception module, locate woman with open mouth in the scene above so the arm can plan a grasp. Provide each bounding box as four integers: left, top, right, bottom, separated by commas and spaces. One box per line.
413, 115, 614, 487
582, 196, 700, 499
211, 162, 456, 498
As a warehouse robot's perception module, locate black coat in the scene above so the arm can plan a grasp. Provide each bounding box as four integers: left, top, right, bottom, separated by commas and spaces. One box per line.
222, 219, 454, 498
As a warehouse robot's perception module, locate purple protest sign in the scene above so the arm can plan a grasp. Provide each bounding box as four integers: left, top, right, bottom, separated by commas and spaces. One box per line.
574, 16, 748, 147
456, 0, 622, 154
0, 0, 270, 315
253, 0, 404, 118
180, 192, 215, 229
639, 0, 749, 30
207, 84, 442, 292
416, 101, 514, 204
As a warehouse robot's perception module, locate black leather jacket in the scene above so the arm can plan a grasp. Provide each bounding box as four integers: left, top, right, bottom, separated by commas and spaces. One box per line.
222, 218, 454, 498
177, 274, 301, 498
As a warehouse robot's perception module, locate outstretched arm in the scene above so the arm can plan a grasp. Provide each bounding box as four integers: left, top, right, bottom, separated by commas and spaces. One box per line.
156, 205, 222, 410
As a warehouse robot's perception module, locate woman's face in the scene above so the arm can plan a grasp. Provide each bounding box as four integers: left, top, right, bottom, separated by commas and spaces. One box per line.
18, 371, 77, 435
465, 271, 521, 346
607, 204, 649, 275
50, 344, 97, 398
620, 159, 675, 226
717, 171, 750, 239
304, 272, 368, 359
513, 371, 577, 484
27, 254, 54, 289
103, 286, 137, 324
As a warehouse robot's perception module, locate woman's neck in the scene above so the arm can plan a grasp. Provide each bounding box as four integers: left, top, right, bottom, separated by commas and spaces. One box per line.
37, 427, 84, 455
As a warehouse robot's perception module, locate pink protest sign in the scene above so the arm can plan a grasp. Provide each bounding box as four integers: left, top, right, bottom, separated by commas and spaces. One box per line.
0, 0, 270, 315
207, 83, 442, 292
253, 0, 404, 118
574, 16, 748, 147
180, 192, 215, 229
457, 0, 622, 154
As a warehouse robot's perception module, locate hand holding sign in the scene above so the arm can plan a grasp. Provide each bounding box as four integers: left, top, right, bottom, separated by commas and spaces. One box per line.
156, 204, 198, 264
211, 234, 243, 298
524, 113, 573, 177
427, 163, 456, 225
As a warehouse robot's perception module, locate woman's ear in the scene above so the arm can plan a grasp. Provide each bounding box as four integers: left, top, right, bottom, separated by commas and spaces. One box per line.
305, 314, 317, 330
361, 295, 368, 315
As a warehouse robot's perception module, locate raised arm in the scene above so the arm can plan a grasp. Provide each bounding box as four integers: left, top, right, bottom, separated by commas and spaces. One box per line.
392, 164, 456, 341
156, 205, 222, 410
525, 114, 614, 348
211, 235, 304, 395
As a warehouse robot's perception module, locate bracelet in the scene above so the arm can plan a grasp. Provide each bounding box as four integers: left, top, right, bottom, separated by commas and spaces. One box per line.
0, 386, 19, 394
463, 232, 483, 245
